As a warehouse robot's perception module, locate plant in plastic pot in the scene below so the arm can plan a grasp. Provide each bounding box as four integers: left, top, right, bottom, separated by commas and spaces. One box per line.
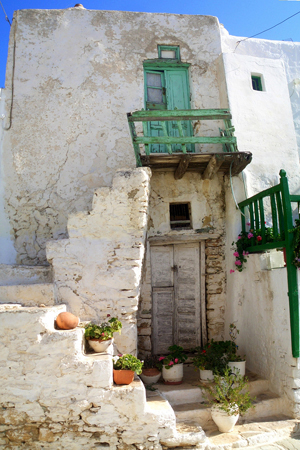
158, 345, 188, 385
203, 368, 254, 433
84, 316, 122, 353
112, 354, 143, 385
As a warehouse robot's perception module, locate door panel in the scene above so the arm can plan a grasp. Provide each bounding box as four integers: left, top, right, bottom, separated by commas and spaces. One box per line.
152, 288, 174, 354
151, 243, 201, 354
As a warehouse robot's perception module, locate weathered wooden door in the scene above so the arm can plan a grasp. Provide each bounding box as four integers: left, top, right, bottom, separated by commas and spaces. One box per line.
151, 243, 203, 354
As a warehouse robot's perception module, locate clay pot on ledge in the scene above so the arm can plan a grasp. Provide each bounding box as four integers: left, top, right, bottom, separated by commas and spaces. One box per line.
140, 368, 161, 384
56, 312, 79, 330
113, 369, 135, 385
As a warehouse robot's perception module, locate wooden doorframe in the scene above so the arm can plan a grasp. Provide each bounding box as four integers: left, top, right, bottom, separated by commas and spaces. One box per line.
150, 237, 210, 351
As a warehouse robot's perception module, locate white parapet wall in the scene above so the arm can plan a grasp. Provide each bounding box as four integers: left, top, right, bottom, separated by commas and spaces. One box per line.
47, 167, 152, 355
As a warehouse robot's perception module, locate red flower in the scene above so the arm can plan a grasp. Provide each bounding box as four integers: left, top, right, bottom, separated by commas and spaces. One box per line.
257, 236, 262, 242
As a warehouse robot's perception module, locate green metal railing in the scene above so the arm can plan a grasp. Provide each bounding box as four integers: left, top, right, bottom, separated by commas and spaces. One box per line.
238, 170, 300, 358
127, 109, 238, 167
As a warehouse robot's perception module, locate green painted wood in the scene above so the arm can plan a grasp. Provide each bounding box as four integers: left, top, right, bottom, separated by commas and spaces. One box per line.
259, 198, 266, 244
270, 193, 278, 239
128, 109, 232, 121
143, 59, 190, 68
246, 240, 286, 252
249, 203, 255, 246
238, 169, 300, 357
254, 200, 260, 230
290, 195, 300, 203
176, 120, 187, 154
142, 121, 150, 156
241, 206, 246, 232
134, 136, 237, 144
280, 169, 300, 358
276, 191, 285, 237
127, 119, 142, 167
239, 184, 281, 207
161, 121, 172, 154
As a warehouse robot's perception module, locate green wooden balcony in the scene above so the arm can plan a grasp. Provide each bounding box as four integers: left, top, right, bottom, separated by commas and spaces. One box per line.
127, 108, 252, 179
238, 170, 300, 358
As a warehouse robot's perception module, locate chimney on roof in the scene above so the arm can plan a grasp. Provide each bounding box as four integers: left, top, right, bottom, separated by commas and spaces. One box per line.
74, 4, 85, 9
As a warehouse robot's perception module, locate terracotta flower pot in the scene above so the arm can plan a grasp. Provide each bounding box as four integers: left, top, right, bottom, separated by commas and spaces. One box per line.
113, 369, 135, 385
140, 368, 161, 384
56, 312, 79, 330
88, 338, 113, 353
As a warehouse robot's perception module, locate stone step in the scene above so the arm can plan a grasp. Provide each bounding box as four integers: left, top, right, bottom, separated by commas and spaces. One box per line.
204, 417, 300, 449
173, 391, 289, 430
0, 283, 55, 306
151, 366, 270, 407
0, 264, 53, 285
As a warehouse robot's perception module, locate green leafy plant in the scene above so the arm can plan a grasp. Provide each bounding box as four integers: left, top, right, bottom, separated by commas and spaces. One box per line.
193, 340, 232, 375
143, 354, 160, 370
203, 368, 254, 415
112, 354, 143, 375
232, 223, 285, 273
84, 317, 122, 341
158, 345, 188, 370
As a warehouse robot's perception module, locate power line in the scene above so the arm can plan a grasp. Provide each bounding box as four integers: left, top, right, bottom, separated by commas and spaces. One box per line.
0, 0, 11, 26
235, 9, 300, 50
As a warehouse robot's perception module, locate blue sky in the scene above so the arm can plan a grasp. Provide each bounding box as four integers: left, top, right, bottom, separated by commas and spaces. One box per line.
1, 0, 300, 87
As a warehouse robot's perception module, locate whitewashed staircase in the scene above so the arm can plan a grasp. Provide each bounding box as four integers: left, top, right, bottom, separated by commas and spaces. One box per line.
146, 365, 300, 449
0, 263, 54, 306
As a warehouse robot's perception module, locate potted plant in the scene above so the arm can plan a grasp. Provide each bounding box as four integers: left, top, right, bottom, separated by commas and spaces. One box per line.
140, 354, 161, 385
112, 354, 143, 385
203, 368, 254, 433
158, 345, 188, 385
193, 341, 231, 381
84, 316, 122, 353
225, 323, 246, 377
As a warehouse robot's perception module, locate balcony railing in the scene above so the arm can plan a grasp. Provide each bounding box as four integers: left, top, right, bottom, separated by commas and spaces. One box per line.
127, 109, 238, 167
238, 170, 300, 358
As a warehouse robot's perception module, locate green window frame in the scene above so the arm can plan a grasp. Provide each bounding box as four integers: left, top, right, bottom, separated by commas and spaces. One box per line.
251, 75, 263, 91
158, 45, 180, 60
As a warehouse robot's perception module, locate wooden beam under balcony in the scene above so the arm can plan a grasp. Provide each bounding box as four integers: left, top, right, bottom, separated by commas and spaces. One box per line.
140, 151, 252, 179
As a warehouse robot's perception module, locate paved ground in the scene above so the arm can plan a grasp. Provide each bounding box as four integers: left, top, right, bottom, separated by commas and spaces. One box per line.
250, 437, 300, 449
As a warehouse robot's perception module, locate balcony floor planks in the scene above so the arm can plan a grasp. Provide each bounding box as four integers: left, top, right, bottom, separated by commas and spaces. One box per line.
140, 151, 252, 178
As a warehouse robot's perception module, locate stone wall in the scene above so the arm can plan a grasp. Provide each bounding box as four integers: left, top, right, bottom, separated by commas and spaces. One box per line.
0, 304, 176, 449
0, 8, 223, 264
47, 168, 151, 356
138, 172, 226, 355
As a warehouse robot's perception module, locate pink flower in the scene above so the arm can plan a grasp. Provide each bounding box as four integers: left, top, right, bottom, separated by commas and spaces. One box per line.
248, 232, 253, 239
230, 269, 235, 274
233, 251, 239, 257
169, 361, 174, 366
257, 236, 262, 242
235, 260, 242, 266
107, 314, 111, 317
174, 358, 178, 363
237, 236, 242, 240
246, 222, 251, 226
159, 357, 165, 361
102, 332, 105, 336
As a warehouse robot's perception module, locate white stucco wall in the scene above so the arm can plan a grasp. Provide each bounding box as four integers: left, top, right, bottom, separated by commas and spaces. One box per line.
0, 88, 16, 264
222, 28, 300, 414
221, 27, 300, 160
1, 8, 223, 264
